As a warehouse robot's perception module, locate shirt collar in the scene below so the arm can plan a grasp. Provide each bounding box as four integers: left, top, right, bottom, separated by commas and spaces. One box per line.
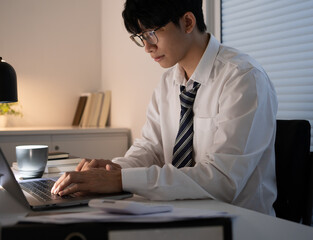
173, 33, 220, 87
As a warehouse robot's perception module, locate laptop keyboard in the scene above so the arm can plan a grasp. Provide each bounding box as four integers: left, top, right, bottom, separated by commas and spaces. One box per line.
19, 179, 72, 202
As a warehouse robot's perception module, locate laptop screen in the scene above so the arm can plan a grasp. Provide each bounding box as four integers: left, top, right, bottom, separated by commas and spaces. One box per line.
0, 148, 30, 209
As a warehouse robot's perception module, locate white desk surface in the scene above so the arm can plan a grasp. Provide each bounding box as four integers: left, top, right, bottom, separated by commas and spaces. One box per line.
0, 187, 313, 240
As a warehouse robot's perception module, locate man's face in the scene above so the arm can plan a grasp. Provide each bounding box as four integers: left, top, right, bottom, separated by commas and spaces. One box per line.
143, 21, 191, 68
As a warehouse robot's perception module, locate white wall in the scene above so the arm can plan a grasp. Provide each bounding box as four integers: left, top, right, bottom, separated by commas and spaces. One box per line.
0, 0, 102, 127
100, 0, 163, 139
0, 0, 212, 141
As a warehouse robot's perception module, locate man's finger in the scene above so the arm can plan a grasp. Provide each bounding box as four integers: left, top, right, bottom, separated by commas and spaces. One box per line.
58, 183, 79, 196
58, 183, 91, 196
51, 172, 68, 193
75, 158, 91, 171
81, 159, 98, 171
53, 172, 82, 194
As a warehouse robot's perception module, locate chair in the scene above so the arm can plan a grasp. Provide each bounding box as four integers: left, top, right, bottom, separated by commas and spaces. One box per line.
274, 119, 313, 225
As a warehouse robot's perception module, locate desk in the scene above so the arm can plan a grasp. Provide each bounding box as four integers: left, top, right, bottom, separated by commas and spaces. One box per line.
1, 188, 313, 240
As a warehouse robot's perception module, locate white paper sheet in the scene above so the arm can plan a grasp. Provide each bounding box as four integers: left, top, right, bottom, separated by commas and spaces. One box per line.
20, 207, 232, 224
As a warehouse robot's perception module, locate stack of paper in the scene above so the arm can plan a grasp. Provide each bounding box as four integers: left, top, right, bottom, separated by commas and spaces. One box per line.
12, 156, 81, 173
44, 156, 81, 173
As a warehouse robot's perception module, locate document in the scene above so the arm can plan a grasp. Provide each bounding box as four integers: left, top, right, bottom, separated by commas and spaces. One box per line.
20, 207, 232, 224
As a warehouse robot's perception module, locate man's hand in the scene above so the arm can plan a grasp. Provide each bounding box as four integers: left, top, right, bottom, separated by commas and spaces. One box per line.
51, 159, 122, 196
76, 158, 122, 172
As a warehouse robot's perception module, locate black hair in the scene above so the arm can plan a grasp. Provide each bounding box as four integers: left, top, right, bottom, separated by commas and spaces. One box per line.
122, 0, 207, 34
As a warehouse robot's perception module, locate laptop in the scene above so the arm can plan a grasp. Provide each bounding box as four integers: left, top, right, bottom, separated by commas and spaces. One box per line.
0, 148, 132, 210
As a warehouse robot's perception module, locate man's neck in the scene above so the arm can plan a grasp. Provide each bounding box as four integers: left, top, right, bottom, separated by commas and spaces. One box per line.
181, 33, 210, 80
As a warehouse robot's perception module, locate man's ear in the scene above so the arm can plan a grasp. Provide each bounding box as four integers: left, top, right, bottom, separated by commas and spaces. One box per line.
181, 12, 196, 33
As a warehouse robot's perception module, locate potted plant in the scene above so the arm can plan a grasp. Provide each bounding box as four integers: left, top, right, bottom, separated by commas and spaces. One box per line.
0, 102, 22, 127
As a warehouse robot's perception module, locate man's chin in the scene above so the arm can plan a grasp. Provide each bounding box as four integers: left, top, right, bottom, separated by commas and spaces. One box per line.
157, 61, 176, 69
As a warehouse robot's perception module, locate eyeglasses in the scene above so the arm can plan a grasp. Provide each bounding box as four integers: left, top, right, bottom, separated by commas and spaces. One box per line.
130, 26, 162, 47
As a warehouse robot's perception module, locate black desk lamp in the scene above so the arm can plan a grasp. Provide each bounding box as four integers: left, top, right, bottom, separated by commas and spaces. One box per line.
0, 57, 18, 103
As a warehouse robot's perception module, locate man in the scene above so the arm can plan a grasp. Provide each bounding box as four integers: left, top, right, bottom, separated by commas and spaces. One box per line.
52, 0, 278, 215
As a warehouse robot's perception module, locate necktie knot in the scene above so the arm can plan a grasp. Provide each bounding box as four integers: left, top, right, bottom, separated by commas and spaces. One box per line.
180, 82, 201, 110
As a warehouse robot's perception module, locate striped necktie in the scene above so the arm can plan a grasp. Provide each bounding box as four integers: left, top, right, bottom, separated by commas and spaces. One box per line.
172, 82, 201, 168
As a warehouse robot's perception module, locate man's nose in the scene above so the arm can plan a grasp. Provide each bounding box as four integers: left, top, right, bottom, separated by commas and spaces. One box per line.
144, 40, 156, 53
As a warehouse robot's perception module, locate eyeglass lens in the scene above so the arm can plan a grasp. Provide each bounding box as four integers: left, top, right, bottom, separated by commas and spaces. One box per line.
131, 35, 144, 47
131, 30, 158, 47
143, 31, 157, 44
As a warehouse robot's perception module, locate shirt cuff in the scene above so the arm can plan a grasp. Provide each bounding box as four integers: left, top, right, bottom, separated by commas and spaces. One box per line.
121, 167, 148, 192
112, 157, 132, 168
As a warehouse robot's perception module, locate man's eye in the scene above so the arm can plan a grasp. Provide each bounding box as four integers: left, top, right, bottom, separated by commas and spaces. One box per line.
143, 32, 153, 39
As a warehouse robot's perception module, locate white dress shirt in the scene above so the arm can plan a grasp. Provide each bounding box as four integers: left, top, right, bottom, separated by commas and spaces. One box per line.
113, 34, 278, 215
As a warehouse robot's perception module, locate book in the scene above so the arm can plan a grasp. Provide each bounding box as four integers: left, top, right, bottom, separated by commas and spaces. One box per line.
47, 157, 81, 166
88, 92, 104, 127
79, 93, 92, 127
98, 90, 111, 127
72, 95, 88, 126
48, 151, 69, 160
79, 92, 107, 128
83, 92, 97, 127
76, 91, 111, 128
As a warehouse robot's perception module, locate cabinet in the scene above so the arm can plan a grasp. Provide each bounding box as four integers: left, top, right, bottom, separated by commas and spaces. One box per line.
0, 127, 130, 165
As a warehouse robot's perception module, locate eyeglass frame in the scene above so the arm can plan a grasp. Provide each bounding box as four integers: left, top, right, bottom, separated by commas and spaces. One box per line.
130, 26, 163, 47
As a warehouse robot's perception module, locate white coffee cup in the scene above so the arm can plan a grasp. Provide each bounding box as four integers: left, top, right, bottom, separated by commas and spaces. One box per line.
16, 145, 48, 179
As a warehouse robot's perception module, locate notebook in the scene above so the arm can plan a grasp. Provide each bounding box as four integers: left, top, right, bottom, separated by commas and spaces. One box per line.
0, 148, 132, 210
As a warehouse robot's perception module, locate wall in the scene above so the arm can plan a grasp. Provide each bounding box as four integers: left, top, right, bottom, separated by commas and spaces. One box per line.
100, 0, 164, 139
0, 0, 102, 127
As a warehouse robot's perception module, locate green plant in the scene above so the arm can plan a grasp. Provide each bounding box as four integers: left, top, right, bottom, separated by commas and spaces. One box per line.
0, 103, 22, 116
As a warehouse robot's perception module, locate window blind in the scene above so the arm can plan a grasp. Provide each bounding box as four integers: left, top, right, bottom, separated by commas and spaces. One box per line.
221, 0, 313, 151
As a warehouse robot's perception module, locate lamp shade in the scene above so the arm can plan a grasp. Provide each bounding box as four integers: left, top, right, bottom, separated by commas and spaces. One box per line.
0, 57, 18, 103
